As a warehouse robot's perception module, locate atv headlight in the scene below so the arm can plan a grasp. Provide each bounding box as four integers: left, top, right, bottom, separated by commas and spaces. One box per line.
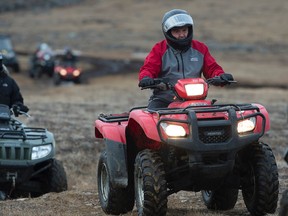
31, 144, 52, 160
185, 83, 204, 96
237, 117, 256, 133
60, 69, 67, 76
160, 122, 186, 137
73, 69, 81, 76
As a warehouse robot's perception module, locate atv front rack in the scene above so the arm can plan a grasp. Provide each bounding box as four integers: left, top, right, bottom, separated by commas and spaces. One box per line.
148, 103, 259, 115
0, 127, 47, 140
153, 103, 266, 145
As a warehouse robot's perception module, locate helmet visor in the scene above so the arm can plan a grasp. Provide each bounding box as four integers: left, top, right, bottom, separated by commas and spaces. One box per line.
163, 14, 193, 33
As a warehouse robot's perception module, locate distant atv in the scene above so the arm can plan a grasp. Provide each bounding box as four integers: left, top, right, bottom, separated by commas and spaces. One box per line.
95, 76, 279, 216
29, 50, 55, 79
53, 61, 82, 86
0, 104, 67, 199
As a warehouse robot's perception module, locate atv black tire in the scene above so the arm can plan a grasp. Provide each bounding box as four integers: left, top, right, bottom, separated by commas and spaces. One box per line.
53, 74, 61, 86
30, 67, 42, 79
279, 189, 288, 216
97, 151, 134, 215
134, 149, 167, 216
241, 142, 279, 216
74, 77, 82, 84
47, 159, 68, 192
201, 188, 238, 210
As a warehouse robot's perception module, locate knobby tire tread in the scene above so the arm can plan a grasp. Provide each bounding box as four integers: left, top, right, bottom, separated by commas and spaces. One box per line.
242, 142, 279, 216
136, 149, 168, 216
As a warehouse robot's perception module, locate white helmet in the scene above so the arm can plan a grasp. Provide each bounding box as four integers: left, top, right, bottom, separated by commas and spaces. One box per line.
162, 9, 194, 51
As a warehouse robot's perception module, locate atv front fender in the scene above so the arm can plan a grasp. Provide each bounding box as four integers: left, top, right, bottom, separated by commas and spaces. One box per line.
252, 103, 270, 132
95, 120, 129, 188
128, 109, 161, 142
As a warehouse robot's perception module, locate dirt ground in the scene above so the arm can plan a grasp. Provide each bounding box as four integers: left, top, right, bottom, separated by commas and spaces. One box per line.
0, 0, 288, 215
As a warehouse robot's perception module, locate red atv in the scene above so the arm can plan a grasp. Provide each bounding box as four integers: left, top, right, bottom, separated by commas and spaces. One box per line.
95, 76, 279, 216
53, 61, 82, 85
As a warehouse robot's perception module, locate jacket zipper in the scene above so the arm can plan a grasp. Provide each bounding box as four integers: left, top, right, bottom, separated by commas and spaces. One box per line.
180, 53, 185, 78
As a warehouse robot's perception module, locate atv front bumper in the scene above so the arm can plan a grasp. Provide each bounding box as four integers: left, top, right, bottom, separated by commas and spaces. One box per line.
156, 105, 266, 178
0, 159, 52, 185
157, 104, 266, 152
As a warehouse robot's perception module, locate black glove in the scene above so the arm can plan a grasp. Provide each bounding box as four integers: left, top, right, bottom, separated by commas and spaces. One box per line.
220, 73, 234, 83
12, 104, 21, 117
12, 102, 29, 116
138, 76, 155, 87
20, 104, 29, 113
209, 73, 234, 86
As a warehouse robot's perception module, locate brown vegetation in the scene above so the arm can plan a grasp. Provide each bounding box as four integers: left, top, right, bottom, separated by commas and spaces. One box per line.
0, 0, 287, 215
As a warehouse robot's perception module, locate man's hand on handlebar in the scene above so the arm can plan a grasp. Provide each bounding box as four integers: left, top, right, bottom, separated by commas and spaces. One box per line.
139, 77, 168, 90
138, 76, 155, 87
207, 73, 236, 86
12, 102, 29, 117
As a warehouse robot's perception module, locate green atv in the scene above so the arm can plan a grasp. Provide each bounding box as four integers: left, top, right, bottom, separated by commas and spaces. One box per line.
0, 104, 67, 199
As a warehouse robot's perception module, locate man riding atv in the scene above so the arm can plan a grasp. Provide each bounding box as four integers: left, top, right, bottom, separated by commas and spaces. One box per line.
0, 53, 29, 116
138, 9, 234, 109
0, 54, 67, 199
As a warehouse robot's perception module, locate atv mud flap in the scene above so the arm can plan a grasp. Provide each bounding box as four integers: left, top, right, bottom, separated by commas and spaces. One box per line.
104, 138, 128, 188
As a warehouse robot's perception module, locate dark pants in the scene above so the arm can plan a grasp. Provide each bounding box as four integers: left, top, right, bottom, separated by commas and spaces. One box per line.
147, 98, 170, 110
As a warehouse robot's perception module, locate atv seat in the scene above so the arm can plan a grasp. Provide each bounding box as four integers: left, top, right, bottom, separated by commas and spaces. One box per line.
0, 104, 11, 131
0, 104, 11, 121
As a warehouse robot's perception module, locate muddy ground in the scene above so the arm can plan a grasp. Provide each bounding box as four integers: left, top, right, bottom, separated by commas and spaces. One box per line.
0, 0, 288, 215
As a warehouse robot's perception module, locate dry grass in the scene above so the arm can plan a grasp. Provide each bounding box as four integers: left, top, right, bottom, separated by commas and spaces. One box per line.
0, 0, 287, 215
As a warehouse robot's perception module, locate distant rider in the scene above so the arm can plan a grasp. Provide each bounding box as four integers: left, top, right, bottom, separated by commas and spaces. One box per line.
138, 9, 234, 109
0, 54, 29, 115
61, 47, 77, 63
32, 43, 54, 62
30, 43, 54, 72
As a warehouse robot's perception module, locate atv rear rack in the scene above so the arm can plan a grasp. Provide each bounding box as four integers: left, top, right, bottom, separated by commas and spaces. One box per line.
98, 106, 147, 123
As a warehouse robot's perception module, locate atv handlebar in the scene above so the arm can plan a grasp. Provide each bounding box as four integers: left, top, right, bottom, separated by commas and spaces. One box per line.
140, 78, 170, 90
206, 76, 237, 86
140, 76, 237, 90
11, 107, 30, 118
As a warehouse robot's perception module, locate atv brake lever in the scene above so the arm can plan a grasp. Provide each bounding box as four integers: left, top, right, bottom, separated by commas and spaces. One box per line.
19, 111, 31, 118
